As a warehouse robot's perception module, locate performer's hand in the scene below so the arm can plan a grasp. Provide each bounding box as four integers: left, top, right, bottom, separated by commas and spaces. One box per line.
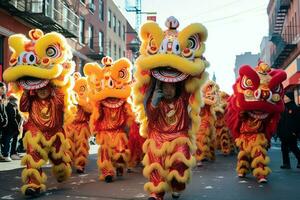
151, 81, 163, 107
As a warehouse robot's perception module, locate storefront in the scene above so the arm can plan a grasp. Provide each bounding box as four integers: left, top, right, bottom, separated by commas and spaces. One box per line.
283, 57, 300, 105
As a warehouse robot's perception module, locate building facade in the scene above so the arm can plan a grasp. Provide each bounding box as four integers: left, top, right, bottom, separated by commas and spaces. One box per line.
0, 0, 139, 80
260, 36, 272, 65
268, 0, 300, 104
234, 52, 260, 78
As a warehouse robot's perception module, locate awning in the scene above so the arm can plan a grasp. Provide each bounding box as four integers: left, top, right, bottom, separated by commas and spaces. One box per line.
283, 71, 300, 89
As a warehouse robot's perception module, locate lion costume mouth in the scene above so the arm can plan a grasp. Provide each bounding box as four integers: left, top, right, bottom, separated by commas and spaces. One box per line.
18, 77, 49, 90
248, 111, 269, 120
151, 67, 189, 83
101, 98, 125, 108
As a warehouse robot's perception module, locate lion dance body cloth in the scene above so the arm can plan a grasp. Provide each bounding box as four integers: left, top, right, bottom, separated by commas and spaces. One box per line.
225, 62, 287, 183
3, 29, 76, 196
84, 56, 134, 182
65, 72, 91, 173
132, 16, 209, 200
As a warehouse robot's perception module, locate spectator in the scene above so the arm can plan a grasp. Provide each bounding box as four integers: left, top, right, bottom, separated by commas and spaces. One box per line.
277, 91, 300, 169
8, 95, 23, 160
1, 95, 22, 161
0, 81, 8, 161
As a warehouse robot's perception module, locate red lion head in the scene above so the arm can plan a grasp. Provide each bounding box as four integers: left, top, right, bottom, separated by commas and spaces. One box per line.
225, 62, 287, 141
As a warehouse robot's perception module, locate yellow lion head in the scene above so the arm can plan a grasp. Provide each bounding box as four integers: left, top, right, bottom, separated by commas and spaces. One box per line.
133, 16, 209, 137
83, 56, 132, 102
202, 80, 219, 106
3, 29, 75, 88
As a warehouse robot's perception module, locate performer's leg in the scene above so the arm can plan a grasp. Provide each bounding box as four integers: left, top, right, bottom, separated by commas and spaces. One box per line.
48, 132, 72, 183
143, 139, 169, 200
220, 129, 231, 155
166, 140, 195, 198
74, 125, 90, 173
21, 131, 48, 196
195, 130, 211, 165
65, 125, 75, 167
235, 138, 250, 177
250, 134, 271, 183
112, 131, 130, 177
96, 132, 115, 182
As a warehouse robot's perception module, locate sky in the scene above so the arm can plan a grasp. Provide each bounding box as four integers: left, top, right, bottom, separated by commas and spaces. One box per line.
114, 0, 269, 94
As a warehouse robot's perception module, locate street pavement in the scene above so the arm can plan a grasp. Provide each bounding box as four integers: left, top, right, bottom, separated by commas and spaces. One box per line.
0, 141, 300, 200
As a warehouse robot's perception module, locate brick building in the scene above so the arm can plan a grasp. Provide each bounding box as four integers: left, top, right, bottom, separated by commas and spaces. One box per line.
0, 0, 139, 80
268, 0, 300, 104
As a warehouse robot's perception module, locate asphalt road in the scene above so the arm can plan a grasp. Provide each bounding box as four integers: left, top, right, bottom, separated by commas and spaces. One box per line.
0, 143, 300, 200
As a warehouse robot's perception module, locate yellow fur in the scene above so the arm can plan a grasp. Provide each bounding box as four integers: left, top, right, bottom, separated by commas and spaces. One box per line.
143, 162, 167, 178
166, 169, 191, 183
144, 182, 170, 193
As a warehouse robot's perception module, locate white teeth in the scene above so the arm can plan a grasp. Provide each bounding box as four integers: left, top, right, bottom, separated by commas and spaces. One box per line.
101, 99, 125, 108
249, 112, 269, 119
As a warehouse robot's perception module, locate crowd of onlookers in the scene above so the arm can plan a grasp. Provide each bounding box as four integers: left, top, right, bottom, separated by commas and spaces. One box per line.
0, 81, 24, 162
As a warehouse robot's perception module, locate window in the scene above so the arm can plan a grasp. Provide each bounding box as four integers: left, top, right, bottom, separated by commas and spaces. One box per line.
119, 47, 121, 58
122, 25, 126, 41
79, 16, 85, 44
88, 0, 95, 12
114, 43, 117, 59
98, 31, 103, 53
108, 9, 112, 28
113, 15, 116, 32
88, 25, 94, 49
80, 0, 85, 4
118, 20, 121, 37
98, 0, 104, 21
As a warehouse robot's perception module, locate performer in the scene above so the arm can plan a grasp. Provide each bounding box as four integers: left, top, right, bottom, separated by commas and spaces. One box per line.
225, 62, 286, 183
214, 91, 235, 156
195, 80, 218, 166
84, 56, 134, 183
65, 72, 91, 173
3, 29, 76, 196
132, 16, 209, 200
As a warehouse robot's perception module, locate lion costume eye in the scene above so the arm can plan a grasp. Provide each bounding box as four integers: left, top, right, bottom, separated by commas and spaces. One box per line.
26, 52, 37, 65
241, 76, 254, 89
46, 45, 60, 58
187, 35, 200, 50
118, 68, 128, 79
272, 85, 282, 93
147, 38, 159, 55
79, 85, 86, 92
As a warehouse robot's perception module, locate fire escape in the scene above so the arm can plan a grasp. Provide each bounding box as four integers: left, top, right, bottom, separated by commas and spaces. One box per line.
0, 0, 79, 38
269, 0, 296, 68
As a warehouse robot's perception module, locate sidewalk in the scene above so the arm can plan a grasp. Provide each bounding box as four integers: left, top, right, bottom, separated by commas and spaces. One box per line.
0, 144, 99, 172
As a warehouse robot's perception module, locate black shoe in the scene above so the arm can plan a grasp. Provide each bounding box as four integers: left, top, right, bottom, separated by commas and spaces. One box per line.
148, 197, 157, 200
280, 165, 291, 169
297, 163, 300, 169
24, 187, 40, 197
127, 168, 133, 173
76, 168, 84, 174
105, 175, 113, 183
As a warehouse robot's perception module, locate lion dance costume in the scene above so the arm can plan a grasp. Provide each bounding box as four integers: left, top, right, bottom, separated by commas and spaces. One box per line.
3, 29, 76, 196
65, 72, 91, 173
214, 91, 235, 156
225, 62, 286, 183
84, 56, 134, 182
132, 16, 209, 200
196, 80, 218, 165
